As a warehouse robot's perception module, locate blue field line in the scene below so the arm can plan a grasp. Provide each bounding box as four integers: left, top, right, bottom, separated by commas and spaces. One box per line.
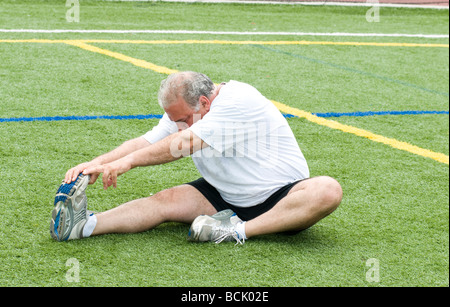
0, 114, 163, 123
311, 110, 450, 118
0, 110, 448, 123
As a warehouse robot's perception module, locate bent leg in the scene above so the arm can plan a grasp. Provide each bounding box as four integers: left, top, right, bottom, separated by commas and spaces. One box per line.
91, 184, 217, 236
244, 176, 343, 238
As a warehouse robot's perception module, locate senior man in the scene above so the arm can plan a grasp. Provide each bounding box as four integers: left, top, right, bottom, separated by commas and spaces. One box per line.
50, 71, 342, 244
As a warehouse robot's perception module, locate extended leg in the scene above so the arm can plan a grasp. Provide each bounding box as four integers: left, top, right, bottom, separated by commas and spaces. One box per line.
91, 184, 217, 236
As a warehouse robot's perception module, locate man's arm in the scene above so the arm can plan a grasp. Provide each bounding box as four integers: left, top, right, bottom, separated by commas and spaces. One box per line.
64, 136, 151, 184
83, 130, 207, 190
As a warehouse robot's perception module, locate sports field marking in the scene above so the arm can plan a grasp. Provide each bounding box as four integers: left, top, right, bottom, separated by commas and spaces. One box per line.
2, 40, 448, 165
63, 40, 178, 75
0, 114, 164, 123
2, 110, 447, 123
271, 100, 449, 165
313, 110, 449, 117
0, 29, 448, 39
67, 42, 450, 165
106, 0, 449, 10
0, 39, 448, 48
252, 44, 449, 96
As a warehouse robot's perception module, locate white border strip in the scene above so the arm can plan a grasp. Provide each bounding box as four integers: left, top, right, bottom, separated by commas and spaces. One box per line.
0, 29, 448, 38
105, 0, 449, 9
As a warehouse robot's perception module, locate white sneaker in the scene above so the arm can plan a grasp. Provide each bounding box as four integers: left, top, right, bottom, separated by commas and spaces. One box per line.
187, 209, 245, 244
50, 173, 90, 241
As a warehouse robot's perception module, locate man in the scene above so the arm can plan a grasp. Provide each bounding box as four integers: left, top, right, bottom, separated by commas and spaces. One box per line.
50, 71, 342, 244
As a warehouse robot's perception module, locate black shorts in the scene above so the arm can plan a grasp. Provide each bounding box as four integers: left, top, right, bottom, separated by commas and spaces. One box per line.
186, 177, 306, 221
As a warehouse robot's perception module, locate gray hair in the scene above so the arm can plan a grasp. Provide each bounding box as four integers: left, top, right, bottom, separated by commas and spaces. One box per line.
158, 71, 215, 111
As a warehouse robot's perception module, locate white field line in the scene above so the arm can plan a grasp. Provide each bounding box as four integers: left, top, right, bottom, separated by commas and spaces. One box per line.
0, 29, 448, 38
104, 0, 449, 10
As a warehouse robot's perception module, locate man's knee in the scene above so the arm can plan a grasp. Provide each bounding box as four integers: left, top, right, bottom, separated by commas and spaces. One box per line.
316, 176, 343, 214
149, 187, 181, 220
149, 185, 216, 223
152, 187, 177, 204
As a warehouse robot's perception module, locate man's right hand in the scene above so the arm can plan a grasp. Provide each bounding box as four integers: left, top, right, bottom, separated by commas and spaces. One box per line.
64, 162, 100, 184
63, 137, 151, 184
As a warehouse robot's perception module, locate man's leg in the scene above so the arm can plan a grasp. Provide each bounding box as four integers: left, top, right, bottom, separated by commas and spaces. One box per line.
91, 184, 217, 236
244, 176, 343, 238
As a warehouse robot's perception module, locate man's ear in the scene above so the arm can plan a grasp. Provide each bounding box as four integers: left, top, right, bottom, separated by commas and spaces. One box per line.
199, 95, 212, 111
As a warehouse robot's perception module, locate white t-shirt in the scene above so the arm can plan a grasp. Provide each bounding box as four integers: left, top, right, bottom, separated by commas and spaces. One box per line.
143, 80, 309, 207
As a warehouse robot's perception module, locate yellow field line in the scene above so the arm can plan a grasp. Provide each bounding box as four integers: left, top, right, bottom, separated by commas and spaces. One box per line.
63, 41, 178, 75
83, 39, 450, 48
4, 39, 448, 164
271, 101, 449, 165
0, 39, 448, 48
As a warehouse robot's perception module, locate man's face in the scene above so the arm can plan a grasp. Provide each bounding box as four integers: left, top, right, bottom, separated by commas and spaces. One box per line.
164, 96, 210, 131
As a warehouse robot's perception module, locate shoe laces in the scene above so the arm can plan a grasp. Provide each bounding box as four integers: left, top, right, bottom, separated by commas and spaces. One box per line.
214, 228, 245, 245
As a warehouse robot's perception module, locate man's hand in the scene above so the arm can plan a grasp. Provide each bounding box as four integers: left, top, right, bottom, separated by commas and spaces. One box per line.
63, 137, 151, 184
83, 157, 132, 190
64, 162, 100, 184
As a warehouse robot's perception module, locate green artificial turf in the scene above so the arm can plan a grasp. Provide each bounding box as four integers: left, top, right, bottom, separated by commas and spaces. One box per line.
0, 0, 448, 287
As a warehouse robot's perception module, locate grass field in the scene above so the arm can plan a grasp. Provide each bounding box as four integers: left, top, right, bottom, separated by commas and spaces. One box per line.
0, 0, 448, 287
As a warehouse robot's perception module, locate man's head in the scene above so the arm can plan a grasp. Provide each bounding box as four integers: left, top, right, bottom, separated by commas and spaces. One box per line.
158, 71, 216, 129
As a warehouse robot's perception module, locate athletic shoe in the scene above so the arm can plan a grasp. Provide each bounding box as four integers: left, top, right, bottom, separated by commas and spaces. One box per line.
50, 173, 90, 241
187, 209, 245, 244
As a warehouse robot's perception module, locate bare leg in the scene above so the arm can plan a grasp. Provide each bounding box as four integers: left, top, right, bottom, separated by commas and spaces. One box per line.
91, 184, 217, 236
244, 176, 343, 238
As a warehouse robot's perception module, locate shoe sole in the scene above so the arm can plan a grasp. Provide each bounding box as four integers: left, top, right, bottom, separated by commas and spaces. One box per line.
187, 215, 210, 242
50, 174, 90, 241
